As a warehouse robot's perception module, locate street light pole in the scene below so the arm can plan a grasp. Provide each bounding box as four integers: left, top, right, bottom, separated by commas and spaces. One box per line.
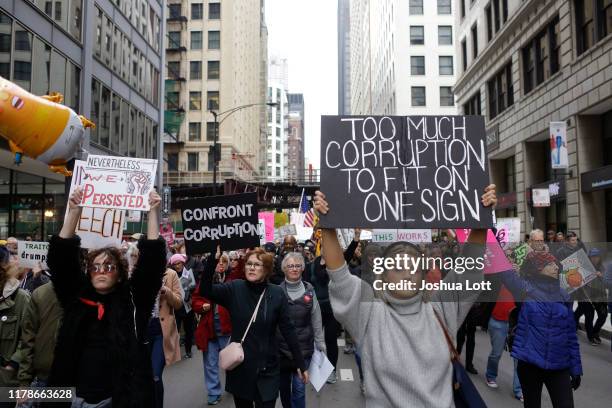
209, 101, 278, 196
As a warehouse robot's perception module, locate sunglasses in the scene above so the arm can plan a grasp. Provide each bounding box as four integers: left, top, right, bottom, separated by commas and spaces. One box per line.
89, 263, 117, 274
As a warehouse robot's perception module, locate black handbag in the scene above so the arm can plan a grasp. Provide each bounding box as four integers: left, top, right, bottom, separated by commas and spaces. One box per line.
433, 309, 488, 408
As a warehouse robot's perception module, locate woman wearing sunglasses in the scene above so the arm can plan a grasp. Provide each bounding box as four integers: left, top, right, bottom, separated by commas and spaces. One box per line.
201, 246, 308, 408
46, 187, 166, 408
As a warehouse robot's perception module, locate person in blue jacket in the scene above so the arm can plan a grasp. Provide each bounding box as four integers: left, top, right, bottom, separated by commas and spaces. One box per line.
500, 250, 582, 408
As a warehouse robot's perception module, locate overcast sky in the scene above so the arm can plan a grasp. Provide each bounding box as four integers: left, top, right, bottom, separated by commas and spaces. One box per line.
265, 0, 338, 169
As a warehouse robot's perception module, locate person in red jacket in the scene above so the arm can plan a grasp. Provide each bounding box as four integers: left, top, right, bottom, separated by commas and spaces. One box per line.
193, 255, 233, 406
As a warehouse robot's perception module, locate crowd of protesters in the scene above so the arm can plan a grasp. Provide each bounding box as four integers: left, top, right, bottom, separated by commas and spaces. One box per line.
0, 183, 611, 408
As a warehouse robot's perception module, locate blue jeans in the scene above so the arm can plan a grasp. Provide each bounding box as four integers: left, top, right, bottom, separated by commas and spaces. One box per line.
486, 318, 522, 397
148, 318, 165, 408
279, 358, 310, 408
204, 335, 230, 398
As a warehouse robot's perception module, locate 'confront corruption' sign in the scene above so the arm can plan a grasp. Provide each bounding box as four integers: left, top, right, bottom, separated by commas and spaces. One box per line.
180, 193, 259, 254
319, 116, 493, 229
74, 155, 158, 211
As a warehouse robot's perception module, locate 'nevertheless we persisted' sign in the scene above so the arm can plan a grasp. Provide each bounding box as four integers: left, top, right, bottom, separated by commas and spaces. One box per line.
319, 116, 493, 229
74, 155, 158, 211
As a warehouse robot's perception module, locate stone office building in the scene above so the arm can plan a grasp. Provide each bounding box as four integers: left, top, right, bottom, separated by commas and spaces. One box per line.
455, 0, 612, 242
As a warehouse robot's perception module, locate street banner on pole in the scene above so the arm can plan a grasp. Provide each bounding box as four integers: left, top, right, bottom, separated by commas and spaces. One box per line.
180, 193, 259, 254
320, 115, 493, 229
550, 121, 568, 169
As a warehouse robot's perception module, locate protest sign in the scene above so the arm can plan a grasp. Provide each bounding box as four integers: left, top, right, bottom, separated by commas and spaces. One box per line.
560, 249, 597, 294
72, 155, 158, 211
296, 226, 314, 242
274, 212, 289, 228
278, 224, 297, 238
160, 222, 175, 246
512, 243, 530, 268
455, 229, 512, 274
320, 115, 493, 229
495, 217, 521, 243
258, 212, 275, 242
17, 241, 49, 268
180, 193, 259, 254
371, 229, 432, 243
290, 212, 305, 227
127, 210, 141, 223
532, 188, 550, 207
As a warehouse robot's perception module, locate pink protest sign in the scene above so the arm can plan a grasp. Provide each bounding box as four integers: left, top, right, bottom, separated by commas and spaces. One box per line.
258, 212, 275, 242
455, 229, 512, 274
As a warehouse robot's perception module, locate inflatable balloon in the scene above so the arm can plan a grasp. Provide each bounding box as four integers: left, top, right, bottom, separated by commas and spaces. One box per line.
0, 75, 95, 176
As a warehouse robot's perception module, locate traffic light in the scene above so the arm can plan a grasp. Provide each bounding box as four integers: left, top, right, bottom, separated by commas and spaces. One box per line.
209, 144, 221, 162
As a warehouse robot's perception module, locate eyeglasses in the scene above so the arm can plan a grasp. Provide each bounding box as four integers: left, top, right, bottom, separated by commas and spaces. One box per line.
89, 263, 117, 274
286, 264, 303, 270
245, 261, 264, 269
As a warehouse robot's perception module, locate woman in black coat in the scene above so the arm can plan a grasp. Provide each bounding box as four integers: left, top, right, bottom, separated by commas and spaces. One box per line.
201, 247, 308, 408
46, 187, 166, 407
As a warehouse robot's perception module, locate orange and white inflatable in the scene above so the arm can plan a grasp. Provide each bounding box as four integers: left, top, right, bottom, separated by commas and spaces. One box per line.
0, 75, 95, 176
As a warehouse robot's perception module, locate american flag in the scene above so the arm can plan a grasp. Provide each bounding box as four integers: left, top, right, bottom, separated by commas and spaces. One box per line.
299, 189, 316, 227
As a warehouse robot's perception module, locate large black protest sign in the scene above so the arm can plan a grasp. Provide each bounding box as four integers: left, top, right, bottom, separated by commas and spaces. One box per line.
180, 192, 259, 254
319, 115, 493, 229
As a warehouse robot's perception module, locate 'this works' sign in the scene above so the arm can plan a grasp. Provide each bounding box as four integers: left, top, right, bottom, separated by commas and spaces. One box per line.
319, 115, 493, 229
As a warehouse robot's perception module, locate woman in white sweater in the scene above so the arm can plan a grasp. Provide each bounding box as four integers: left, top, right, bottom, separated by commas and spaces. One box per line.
312, 185, 496, 408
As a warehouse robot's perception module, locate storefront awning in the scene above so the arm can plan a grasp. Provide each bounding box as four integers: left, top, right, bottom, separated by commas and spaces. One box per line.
581, 165, 612, 193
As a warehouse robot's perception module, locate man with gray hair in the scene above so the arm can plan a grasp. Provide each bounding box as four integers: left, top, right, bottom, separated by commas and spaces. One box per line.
528, 229, 548, 253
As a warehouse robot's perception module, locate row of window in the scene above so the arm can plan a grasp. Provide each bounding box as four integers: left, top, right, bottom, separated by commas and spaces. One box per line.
409, 0, 451, 15
410, 56, 454, 75
165, 90, 219, 111
90, 78, 159, 159
0, 11, 80, 111
188, 121, 218, 142
576, 0, 612, 55
94, 6, 160, 106
28, 0, 82, 41
168, 2, 220, 20
167, 60, 220, 80
410, 86, 454, 107
167, 151, 215, 172
409, 26, 453, 46
168, 30, 220, 50
110, 0, 161, 52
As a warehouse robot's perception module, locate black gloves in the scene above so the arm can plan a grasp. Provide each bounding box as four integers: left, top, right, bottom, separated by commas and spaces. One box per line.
570, 375, 581, 391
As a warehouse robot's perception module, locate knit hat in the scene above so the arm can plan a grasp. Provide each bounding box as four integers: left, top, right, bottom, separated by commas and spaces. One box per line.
169, 254, 187, 265
264, 242, 276, 253
522, 251, 559, 276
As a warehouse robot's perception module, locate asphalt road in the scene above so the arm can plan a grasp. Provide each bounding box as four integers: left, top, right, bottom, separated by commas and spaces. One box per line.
164, 330, 612, 407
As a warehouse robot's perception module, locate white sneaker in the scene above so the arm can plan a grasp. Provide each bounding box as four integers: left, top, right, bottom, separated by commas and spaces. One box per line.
486, 378, 498, 388
326, 370, 338, 384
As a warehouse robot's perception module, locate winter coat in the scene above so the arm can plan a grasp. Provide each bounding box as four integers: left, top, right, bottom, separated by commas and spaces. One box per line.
46, 235, 166, 408
0, 278, 30, 386
17, 282, 63, 386
200, 255, 306, 402
158, 269, 183, 366
500, 270, 582, 376
192, 283, 232, 352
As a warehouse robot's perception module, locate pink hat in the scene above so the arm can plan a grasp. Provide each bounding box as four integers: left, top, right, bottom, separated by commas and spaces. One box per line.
169, 254, 187, 265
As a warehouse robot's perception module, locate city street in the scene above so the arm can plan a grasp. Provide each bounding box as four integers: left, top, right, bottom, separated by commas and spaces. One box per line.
165, 329, 612, 407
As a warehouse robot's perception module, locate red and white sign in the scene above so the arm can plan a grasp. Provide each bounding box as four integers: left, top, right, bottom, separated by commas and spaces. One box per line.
160, 222, 175, 246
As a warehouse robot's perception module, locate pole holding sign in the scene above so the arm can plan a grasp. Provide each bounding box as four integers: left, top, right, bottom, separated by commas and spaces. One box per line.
550, 122, 568, 170
161, 186, 171, 220
319, 115, 493, 229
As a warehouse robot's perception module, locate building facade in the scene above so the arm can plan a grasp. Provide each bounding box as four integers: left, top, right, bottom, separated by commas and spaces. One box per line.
287, 93, 305, 181
266, 82, 287, 180
338, 0, 351, 115
349, 0, 457, 115
0, 0, 164, 239
454, 0, 612, 242
163, 0, 268, 187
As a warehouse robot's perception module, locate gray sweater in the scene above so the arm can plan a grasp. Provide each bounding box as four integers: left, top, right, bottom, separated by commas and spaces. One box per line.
283, 279, 327, 354
329, 257, 483, 408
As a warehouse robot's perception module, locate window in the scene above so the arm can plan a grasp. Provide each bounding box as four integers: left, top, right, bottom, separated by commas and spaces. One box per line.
461, 39, 467, 71
166, 91, 179, 110
208, 61, 220, 79
438, 0, 451, 14
471, 24, 478, 59
190, 61, 202, 79
488, 62, 513, 119
190, 31, 202, 50
168, 31, 181, 48
191, 3, 203, 19
575, 0, 610, 55
440, 87, 454, 106
461, 0, 466, 18
486, 4, 493, 42
439, 56, 454, 75
207, 149, 215, 171
409, 0, 423, 15
208, 31, 220, 49
411, 87, 426, 106
438, 26, 452, 45
522, 17, 560, 94
207, 91, 219, 110
169, 4, 181, 19
209, 3, 221, 19
410, 26, 424, 45
167, 153, 178, 171
167, 61, 180, 79
189, 91, 202, 110
14, 29, 31, 51
206, 122, 218, 141
188, 152, 199, 171
464, 91, 482, 115
411, 56, 425, 75
189, 122, 201, 141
